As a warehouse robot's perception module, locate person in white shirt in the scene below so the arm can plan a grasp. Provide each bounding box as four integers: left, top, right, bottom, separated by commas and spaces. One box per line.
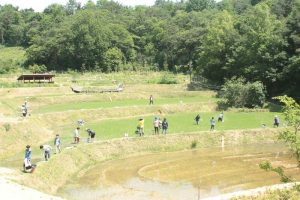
54, 134, 61, 154
40, 144, 52, 161
74, 127, 80, 143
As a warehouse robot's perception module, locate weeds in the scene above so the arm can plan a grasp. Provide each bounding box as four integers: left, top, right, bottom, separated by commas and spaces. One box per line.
191, 140, 197, 149
3, 123, 11, 132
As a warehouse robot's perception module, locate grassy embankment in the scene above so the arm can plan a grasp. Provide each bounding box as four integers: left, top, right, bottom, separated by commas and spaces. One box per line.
0, 47, 289, 198
0, 79, 284, 197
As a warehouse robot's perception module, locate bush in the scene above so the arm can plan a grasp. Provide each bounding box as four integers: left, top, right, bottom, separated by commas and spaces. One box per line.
158, 73, 178, 84
0, 59, 19, 74
217, 77, 266, 109
3, 123, 11, 132
28, 64, 47, 74
191, 140, 197, 149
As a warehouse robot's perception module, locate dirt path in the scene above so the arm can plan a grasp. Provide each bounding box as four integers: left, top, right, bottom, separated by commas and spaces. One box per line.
0, 168, 64, 200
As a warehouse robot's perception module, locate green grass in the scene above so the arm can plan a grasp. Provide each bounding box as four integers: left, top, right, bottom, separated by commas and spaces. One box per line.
57, 111, 283, 140
0, 47, 26, 74
34, 96, 217, 113
0, 47, 25, 62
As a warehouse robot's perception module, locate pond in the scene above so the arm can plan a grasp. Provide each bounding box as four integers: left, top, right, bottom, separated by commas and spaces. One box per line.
60, 143, 300, 200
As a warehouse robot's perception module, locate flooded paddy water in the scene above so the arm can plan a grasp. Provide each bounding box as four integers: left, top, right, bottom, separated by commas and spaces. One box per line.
60, 143, 300, 200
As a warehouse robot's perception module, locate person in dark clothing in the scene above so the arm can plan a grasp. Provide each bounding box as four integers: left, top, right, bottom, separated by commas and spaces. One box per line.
274, 115, 280, 127
210, 117, 216, 131
149, 95, 154, 105
195, 114, 200, 125
162, 118, 168, 134
86, 128, 96, 143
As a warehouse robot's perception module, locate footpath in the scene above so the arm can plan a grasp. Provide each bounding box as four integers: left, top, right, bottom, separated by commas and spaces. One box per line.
0, 167, 64, 200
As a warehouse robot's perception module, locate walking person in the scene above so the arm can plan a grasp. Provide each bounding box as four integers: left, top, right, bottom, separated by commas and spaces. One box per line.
74, 127, 80, 144
210, 117, 216, 131
153, 117, 160, 135
54, 134, 61, 154
195, 114, 201, 125
162, 118, 168, 134
40, 144, 52, 161
149, 95, 154, 105
274, 115, 280, 128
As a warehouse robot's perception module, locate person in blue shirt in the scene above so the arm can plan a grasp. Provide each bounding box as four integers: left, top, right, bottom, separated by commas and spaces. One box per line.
24, 145, 32, 172
25, 145, 31, 160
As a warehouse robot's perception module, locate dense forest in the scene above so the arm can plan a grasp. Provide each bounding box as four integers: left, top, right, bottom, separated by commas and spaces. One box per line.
0, 0, 299, 98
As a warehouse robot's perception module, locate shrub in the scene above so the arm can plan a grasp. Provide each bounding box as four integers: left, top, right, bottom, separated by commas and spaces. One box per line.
28, 64, 47, 74
158, 73, 178, 84
217, 77, 266, 109
3, 123, 11, 132
0, 59, 19, 74
191, 140, 197, 149
103, 48, 124, 72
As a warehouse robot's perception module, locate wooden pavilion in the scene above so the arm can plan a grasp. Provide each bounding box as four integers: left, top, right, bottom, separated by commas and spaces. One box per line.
17, 74, 55, 83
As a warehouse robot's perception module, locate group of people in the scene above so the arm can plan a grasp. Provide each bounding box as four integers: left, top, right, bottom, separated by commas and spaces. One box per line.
23, 134, 61, 173
153, 117, 168, 135
194, 112, 224, 131
23, 119, 96, 173
136, 116, 169, 136
22, 94, 282, 173
73, 120, 96, 144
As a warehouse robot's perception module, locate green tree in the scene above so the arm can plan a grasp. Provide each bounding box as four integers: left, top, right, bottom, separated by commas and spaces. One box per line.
218, 77, 266, 109
219, 0, 251, 14
274, 96, 300, 163
284, 0, 300, 98
103, 47, 124, 72
0, 5, 25, 45
186, 0, 216, 12
196, 10, 237, 83
228, 3, 287, 95
65, 0, 81, 15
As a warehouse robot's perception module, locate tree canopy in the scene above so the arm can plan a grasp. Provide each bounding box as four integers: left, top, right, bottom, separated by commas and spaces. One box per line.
0, 0, 299, 99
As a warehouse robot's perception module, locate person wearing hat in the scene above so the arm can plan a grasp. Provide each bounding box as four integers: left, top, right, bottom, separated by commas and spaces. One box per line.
24, 145, 32, 172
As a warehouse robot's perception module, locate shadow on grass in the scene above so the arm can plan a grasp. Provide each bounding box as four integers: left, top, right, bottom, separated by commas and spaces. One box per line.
267, 102, 283, 112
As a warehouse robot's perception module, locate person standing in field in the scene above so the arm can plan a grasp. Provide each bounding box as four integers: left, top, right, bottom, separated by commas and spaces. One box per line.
195, 114, 201, 125
149, 95, 154, 105
23, 145, 32, 171
274, 115, 280, 127
21, 104, 27, 117
74, 127, 80, 143
137, 118, 144, 136
40, 144, 52, 161
210, 117, 216, 131
162, 118, 168, 134
24, 101, 29, 115
54, 134, 61, 154
153, 117, 160, 135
